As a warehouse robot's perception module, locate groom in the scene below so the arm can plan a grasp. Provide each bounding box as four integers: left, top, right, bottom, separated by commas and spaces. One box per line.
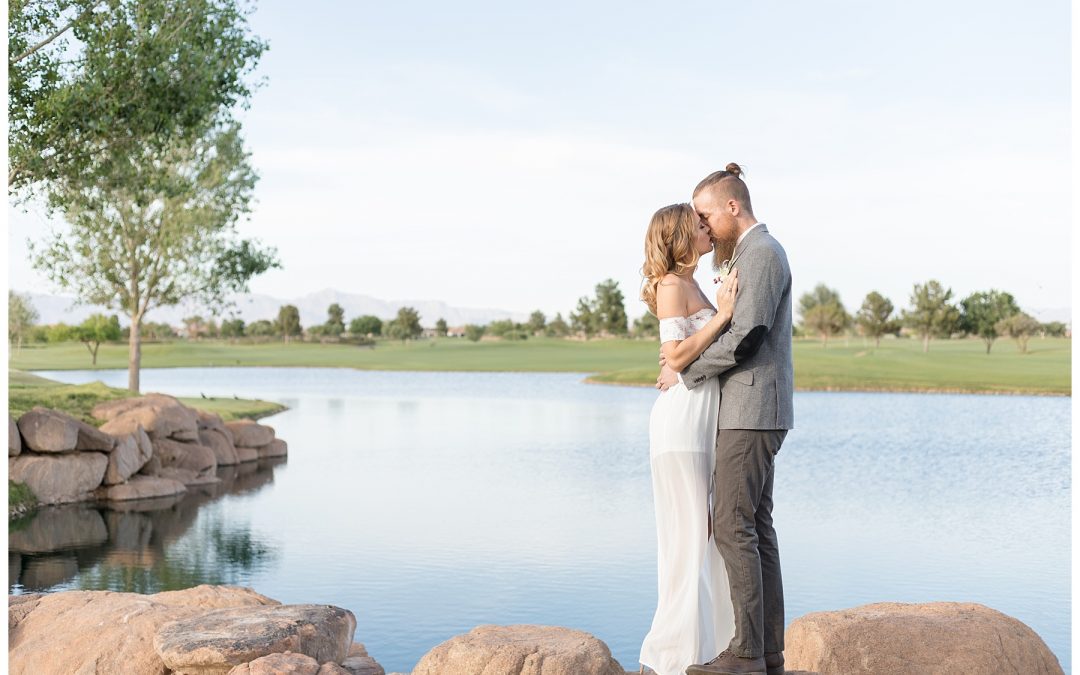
657, 165, 794, 675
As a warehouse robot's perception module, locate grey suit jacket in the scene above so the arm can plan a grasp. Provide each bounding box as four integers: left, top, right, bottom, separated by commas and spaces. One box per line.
683, 224, 794, 430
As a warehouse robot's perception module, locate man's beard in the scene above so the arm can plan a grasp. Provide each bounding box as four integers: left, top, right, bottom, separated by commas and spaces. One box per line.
711, 236, 738, 272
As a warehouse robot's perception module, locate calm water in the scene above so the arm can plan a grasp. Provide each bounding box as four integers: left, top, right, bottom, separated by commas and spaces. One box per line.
11, 368, 1071, 673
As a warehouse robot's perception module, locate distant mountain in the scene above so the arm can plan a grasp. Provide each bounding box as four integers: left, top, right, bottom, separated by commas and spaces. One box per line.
15, 289, 530, 329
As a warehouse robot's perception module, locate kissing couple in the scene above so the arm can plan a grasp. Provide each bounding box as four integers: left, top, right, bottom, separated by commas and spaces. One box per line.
638, 164, 795, 675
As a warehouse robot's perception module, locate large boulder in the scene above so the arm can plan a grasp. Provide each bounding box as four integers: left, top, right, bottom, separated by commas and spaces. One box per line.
227, 651, 351, 675
259, 438, 288, 459
236, 447, 260, 463
157, 467, 223, 486
200, 427, 241, 466
154, 604, 357, 675
226, 419, 275, 449
10, 415, 22, 456
74, 418, 116, 451
784, 602, 1063, 675
92, 394, 200, 442
16, 407, 79, 453
8, 585, 279, 675
100, 476, 188, 502
8, 453, 108, 504
8, 507, 108, 554
341, 642, 385, 675
412, 625, 626, 675
153, 437, 218, 474
103, 429, 154, 485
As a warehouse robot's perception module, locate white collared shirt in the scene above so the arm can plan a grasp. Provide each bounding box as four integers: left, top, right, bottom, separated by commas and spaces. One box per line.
736, 222, 764, 247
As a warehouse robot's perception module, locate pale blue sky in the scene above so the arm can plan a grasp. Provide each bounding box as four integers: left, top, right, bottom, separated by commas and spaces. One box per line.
8, 0, 1072, 321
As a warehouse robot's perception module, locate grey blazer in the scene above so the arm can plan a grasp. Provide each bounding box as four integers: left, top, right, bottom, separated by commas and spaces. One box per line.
683, 224, 794, 430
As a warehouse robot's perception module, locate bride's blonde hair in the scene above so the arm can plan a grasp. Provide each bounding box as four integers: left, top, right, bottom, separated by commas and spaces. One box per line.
640, 203, 702, 316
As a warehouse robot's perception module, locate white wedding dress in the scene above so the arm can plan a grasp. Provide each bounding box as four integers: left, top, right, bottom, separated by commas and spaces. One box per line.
639, 307, 736, 675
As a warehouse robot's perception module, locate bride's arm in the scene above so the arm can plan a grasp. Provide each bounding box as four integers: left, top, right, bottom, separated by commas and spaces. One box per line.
657, 280, 733, 373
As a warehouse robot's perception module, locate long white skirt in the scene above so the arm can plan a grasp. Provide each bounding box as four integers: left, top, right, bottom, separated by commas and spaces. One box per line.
639, 378, 735, 675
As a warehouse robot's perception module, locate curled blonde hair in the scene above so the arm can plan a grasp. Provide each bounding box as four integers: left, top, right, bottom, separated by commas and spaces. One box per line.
640, 203, 702, 316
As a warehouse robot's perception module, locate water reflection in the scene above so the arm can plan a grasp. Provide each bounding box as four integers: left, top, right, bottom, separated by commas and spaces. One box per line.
9, 458, 284, 594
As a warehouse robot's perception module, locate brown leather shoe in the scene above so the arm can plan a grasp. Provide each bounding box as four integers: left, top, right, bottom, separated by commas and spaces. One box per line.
685, 649, 767, 675
764, 651, 784, 675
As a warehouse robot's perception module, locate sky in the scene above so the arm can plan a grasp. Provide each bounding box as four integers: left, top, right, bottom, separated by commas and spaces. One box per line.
7, 0, 1073, 322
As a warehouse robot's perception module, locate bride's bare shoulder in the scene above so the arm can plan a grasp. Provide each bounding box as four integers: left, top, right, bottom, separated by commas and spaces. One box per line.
656, 275, 689, 319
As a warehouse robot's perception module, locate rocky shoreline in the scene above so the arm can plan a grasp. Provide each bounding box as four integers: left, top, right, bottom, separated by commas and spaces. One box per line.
9, 396, 286, 515
6, 587, 1063, 675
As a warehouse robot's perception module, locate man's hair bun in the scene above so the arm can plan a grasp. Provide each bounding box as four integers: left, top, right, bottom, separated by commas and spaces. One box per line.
724, 162, 743, 178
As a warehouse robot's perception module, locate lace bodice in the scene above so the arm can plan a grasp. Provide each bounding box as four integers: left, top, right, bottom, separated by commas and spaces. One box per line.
659, 307, 716, 344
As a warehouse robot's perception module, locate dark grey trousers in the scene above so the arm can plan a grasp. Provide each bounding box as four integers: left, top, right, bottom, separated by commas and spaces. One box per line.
713, 428, 787, 658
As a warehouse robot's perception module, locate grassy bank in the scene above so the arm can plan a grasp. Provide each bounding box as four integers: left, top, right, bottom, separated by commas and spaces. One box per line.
8, 335, 1071, 395
8, 370, 287, 425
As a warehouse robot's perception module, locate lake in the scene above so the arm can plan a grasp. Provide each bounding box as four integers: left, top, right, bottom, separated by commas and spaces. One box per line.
10, 368, 1071, 673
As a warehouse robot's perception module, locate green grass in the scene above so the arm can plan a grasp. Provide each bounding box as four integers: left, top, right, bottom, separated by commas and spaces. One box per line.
8, 335, 1071, 396
8, 370, 287, 425
8, 480, 37, 516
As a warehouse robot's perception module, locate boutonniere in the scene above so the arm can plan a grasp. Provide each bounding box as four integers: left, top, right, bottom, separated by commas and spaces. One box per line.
712, 251, 743, 285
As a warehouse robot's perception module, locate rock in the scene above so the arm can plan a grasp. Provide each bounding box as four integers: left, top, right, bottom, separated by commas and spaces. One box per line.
157, 467, 222, 486
154, 437, 218, 474
197, 409, 226, 430
154, 604, 357, 675
140, 454, 163, 476
8, 507, 108, 554
319, 663, 353, 675
200, 427, 241, 466
236, 446, 260, 463
8, 585, 279, 675
784, 602, 1063, 675
16, 407, 79, 453
226, 419, 275, 448
8, 453, 108, 504
100, 476, 188, 501
227, 651, 321, 675
412, 625, 626, 675
104, 430, 154, 484
74, 418, 116, 451
92, 394, 200, 441
341, 654, 385, 675
259, 438, 288, 459
10, 415, 21, 456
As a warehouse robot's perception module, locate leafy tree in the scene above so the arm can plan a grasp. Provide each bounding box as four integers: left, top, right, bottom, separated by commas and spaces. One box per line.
902, 280, 960, 353
570, 296, 597, 338
9, 0, 267, 196
385, 307, 422, 342
325, 303, 345, 335
349, 315, 382, 337
855, 291, 899, 348
220, 318, 245, 339
75, 313, 121, 365
8, 291, 39, 352
632, 312, 660, 339
275, 305, 302, 342
1041, 321, 1068, 338
996, 313, 1041, 354
487, 319, 515, 338
247, 319, 275, 337
45, 322, 77, 343
545, 312, 570, 338
434, 318, 448, 337
141, 321, 177, 340
593, 279, 629, 336
960, 290, 1021, 354
527, 311, 546, 335
798, 284, 850, 347
464, 324, 485, 342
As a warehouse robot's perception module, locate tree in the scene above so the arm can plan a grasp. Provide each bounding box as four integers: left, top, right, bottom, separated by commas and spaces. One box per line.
325, 303, 345, 336
247, 319, 275, 337
276, 305, 301, 343
434, 318, 448, 337
32, 120, 280, 393
527, 311, 546, 335
632, 312, 660, 339
349, 315, 382, 337
75, 313, 121, 365
570, 296, 597, 338
593, 279, 629, 336
487, 319, 515, 338
545, 312, 570, 338
220, 318, 245, 339
141, 321, 176, 339
996, 313, 1041, 354
9, 0, 268, 196
960, 290, 1021, 354
46, 323, 77, 343
8, 291, 39, 352
855, 291, 899, 348
902, 280, 960, 353
798, 284, 850, 347
464, 324, 486, 342
1041, 321, 1068, 338
385, 307, 422, 342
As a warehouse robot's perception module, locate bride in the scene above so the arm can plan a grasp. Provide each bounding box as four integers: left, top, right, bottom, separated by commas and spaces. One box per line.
638, 203, 738, 675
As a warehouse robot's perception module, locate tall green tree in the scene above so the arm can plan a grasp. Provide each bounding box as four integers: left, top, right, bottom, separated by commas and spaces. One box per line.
75, 313, 121, 365
593, 279, 628, 336
325, 303, 345, 335
996, 312, 1041, 354
220, 318, 245, 339
902, 280, 961, 353
464, 324, 485, 342
434, 318, 448, 337
545, 312, 570, 338
632, 311, 660, 339
385, 307, 422, 342
527, 311, 546, 335
855, 291, 898, 348
8, 291, 39, 352
349, 315, 382, 337
570, 296, 597, 338
276, 305, 301, 343
798, 284, 850, 347
9, 0, 267, 196
959, 290, 1021, 354
1041, 321, 1068, 338
31, 122, 280, 392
